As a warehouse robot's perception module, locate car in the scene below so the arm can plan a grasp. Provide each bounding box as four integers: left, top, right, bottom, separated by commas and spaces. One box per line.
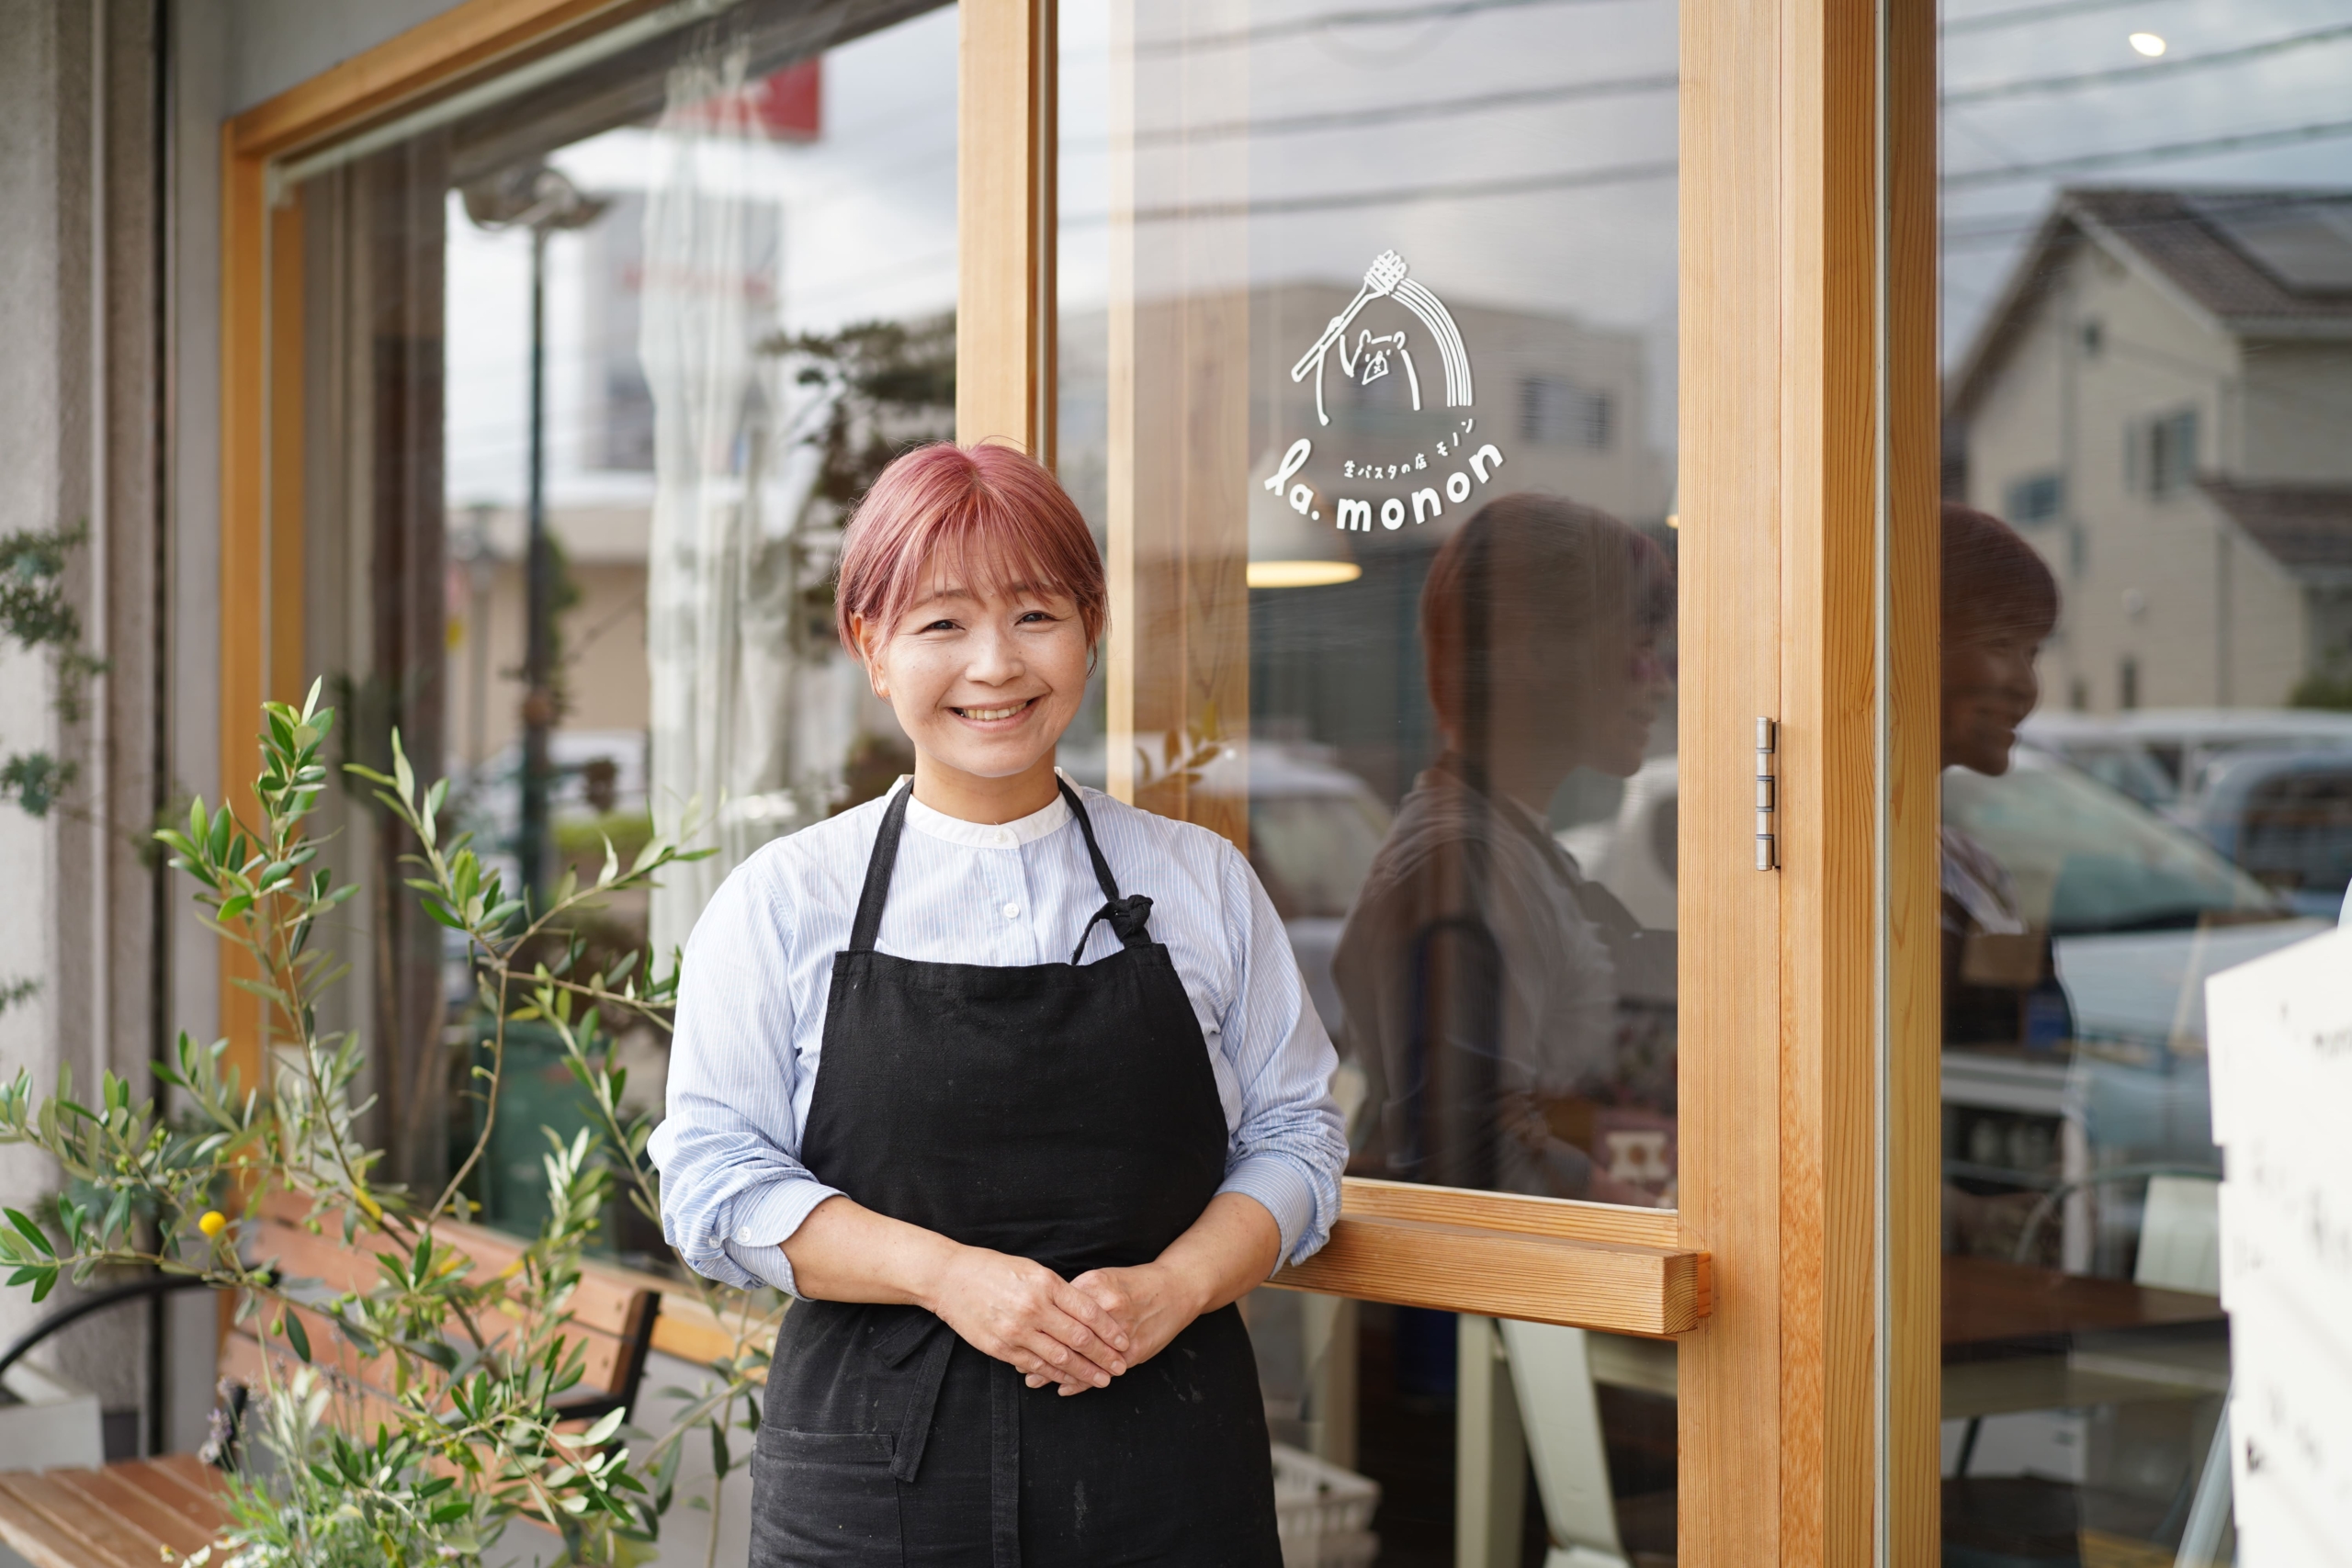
2186, 747, 2352, 919
2020, 707, 2352, 820
1562, 743, 2324, 1053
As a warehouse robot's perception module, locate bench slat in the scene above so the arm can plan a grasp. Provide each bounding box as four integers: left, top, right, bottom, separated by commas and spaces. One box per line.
0, 1476, 119, 1568
252, 1194, 644, 1338
88, 1455, 226, 1534
147, 1451, 226, 1502
0, 1472, 171, 1568
46, 1467, 220, 1556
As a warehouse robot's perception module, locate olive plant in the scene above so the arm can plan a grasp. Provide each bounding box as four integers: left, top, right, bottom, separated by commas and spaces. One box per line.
0, 682, 783, 1565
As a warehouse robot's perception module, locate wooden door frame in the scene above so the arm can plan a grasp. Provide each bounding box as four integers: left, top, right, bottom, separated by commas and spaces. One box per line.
218, 0, 1941, 1556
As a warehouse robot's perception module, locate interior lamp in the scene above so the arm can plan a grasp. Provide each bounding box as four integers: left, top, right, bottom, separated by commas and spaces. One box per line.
1246, 463, 1363, 589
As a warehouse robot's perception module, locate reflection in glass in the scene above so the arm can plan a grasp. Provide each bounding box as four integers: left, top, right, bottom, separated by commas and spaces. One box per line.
1335, 497, 1678, 1208
1062, 1, 1680, 1560
289, 0, 957, 1235
1937, 1, 2352, 1552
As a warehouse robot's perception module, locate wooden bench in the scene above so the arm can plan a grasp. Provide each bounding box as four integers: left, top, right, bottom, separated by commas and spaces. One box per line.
0, 1196, 662, 1568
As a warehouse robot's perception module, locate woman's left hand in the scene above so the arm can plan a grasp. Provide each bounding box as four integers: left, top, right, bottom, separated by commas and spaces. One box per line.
1035, 1193, 1283, 1393
1046, 1263, 1202, 1389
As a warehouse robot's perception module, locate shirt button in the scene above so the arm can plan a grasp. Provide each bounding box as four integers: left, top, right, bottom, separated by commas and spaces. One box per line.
1003, 903, 1021, 919
994, 829, 1012, 845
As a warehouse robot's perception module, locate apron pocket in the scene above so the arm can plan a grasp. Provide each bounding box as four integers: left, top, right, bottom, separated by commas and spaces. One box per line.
750, 1428, 905, 1567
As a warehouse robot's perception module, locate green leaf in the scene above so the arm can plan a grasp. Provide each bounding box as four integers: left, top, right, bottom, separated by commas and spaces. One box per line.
5, 1209, 52, 1258
582, 1405, 627, 1446
282, 1309, 311, 1362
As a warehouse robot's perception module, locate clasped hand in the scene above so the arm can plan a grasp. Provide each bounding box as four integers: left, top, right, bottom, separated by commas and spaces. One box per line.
929, 1250, 1202, 1397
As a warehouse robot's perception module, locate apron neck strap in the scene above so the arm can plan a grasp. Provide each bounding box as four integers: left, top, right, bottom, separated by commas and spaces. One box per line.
848, 782, 916, 953
848, 777, 1151, 961
1057, 778, 1124, 906
1059, 778, 1157, 964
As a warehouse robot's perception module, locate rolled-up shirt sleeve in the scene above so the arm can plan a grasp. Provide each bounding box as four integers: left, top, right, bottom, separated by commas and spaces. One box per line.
647, 860, 840, 1295
1210, 840, 1349, 1272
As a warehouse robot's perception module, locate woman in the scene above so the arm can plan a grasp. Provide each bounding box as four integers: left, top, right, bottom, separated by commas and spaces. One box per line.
1938, 500, 2064, 1050
650, 442, 1347, 1566
1333, 492, 1676, 1205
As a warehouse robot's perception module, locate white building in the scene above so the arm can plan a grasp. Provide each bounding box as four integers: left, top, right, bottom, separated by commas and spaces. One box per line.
1947, 186, 2352, 713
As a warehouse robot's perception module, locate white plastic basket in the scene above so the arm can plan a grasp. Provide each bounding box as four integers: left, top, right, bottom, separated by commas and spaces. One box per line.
1272, 1442, 1381, 1567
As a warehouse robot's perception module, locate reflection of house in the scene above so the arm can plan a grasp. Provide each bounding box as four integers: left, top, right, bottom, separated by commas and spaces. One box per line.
1947, 187, 2352, 712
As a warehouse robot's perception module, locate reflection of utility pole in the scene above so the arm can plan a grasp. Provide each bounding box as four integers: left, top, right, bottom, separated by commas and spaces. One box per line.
452, 502, 497, 773
462, 165, 607, 905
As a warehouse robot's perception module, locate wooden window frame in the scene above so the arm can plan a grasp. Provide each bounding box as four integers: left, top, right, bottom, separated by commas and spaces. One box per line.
219, 0, 1940, 1556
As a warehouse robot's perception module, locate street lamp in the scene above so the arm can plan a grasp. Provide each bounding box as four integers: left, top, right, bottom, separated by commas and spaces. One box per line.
461, 165, 608, 907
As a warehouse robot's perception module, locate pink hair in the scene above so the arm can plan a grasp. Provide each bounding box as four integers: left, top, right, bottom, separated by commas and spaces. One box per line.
834, 442, 1107, 656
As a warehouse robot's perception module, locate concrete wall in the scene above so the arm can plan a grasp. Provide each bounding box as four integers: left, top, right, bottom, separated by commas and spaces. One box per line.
0, 0, 479, 1459
0, 0, 170, 1450
223, 0, 469, 115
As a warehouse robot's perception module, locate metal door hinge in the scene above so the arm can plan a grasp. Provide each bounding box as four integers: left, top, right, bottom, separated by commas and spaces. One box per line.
1755, 716, 1778, 871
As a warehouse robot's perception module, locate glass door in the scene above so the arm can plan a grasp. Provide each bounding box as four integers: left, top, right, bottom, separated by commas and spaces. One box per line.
1060, 3, 1685, 1559
1937, 3, 2352, 1559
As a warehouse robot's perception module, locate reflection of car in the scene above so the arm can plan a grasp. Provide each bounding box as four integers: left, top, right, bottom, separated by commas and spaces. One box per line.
1563, 745, 2322, 1049
1556, 756, 1678, 931
2188, 748, 2352, 919
2021, 707, 2352, 818
450, 728, 650, 840
1195, 743, 1392, 1038
1057, 737, 1392, 1037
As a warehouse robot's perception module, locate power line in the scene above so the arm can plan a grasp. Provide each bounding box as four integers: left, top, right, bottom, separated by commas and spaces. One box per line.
1084, 19, 2337, 154
1941, 0, 2178, 39
1139, 0, 2175, 55
1135, 0, 1641, 56
1061, 156, 1678, 227
1076, 72, 1678, 150
1945, 19, 2352, 105
1945, 113, 2352, 190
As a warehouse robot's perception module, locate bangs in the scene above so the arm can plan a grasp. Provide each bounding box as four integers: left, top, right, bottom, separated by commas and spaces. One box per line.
835, 443, 1107, 653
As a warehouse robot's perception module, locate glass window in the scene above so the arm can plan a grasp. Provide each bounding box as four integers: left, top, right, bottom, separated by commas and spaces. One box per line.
1939, 3, 2351, 1555
1062, 0, 1679, 1557
285, 0, 957, 1254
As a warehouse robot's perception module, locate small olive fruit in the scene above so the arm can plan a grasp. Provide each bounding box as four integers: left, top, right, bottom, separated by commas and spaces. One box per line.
198, 1210, 227, 1239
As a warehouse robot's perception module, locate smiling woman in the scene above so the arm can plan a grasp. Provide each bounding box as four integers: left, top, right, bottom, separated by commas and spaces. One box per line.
837, 443, 1106, 820
649, 440, 1350, 1565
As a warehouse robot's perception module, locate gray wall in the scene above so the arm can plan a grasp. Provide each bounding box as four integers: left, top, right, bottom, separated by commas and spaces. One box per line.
222, 0, 471, 115
0, 0, 170, 1448
0, 0, 475, 1459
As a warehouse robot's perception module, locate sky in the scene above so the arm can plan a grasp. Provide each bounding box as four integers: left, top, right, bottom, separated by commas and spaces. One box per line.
428, 0, 2352, 507
1941, 0, 2352, 362
438, 4, 959, 510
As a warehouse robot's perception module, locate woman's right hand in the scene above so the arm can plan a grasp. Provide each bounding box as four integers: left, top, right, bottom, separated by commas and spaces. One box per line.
926, 1247, 1132, 1393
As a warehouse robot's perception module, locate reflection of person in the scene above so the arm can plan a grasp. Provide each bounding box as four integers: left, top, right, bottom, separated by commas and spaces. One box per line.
1332, 493, 1675, 1205
1939, 502, 2064, 1048
650, 444, 1345, 1564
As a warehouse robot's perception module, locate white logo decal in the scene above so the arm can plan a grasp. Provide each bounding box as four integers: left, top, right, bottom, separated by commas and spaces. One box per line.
1263, 249, 1504, 536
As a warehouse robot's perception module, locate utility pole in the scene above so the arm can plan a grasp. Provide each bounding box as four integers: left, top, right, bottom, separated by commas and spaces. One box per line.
460, 165, 606, 906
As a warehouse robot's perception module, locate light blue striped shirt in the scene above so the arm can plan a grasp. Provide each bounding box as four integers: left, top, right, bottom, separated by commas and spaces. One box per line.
648, 776, 1349, 1295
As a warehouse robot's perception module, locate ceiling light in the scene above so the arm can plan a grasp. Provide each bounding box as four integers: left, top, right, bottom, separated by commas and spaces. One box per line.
1248, 559, 1362, 589
2129, 31, 2165, 57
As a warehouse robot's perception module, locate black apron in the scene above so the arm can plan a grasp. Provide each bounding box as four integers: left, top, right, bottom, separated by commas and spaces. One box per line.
749, 780, 1283, 1568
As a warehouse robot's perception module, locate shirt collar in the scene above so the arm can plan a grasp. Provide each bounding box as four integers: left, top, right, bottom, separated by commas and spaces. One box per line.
897, 773, 1076, 849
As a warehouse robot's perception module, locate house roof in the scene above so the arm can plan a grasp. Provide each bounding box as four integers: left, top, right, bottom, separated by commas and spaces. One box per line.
1948, 186, 2352, 419
2199, 479, 2352, 580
